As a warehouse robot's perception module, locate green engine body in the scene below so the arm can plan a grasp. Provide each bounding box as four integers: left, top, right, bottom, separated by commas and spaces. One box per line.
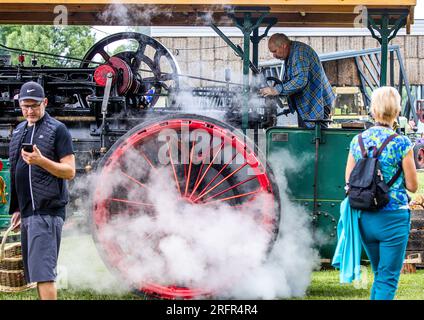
0, 159, 11, 228
266, 126, 363, 258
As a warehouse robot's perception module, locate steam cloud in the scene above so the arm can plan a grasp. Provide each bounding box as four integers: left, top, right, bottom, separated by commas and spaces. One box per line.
59, 142, 319, 299
99, 2, 229, 26
99, 4, 173, 25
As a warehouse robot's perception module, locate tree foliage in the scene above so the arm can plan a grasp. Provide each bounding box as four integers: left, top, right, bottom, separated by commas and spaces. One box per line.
0, 25, 96, 67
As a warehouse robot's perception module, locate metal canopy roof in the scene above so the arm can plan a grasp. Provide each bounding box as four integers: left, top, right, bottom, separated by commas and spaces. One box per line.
0, 1, 416, 30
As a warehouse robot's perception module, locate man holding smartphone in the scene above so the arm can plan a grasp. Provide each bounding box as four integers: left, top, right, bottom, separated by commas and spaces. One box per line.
8, 81, 75, 300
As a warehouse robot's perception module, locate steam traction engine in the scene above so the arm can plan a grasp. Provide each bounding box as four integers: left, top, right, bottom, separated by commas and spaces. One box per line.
0, 32, 281, 298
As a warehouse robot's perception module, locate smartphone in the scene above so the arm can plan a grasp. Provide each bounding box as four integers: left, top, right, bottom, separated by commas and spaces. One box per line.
22, 143, 33, 153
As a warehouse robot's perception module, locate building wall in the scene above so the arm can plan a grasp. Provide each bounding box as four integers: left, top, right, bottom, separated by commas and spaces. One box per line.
155, 35, 424, 87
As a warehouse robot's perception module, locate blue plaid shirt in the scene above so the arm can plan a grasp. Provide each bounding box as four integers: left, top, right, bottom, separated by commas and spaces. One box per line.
277, 41, 335, 128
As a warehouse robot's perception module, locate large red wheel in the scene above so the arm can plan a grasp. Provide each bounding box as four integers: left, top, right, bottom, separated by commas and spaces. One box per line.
414, 141, 424, 169
91, 114, 281, 299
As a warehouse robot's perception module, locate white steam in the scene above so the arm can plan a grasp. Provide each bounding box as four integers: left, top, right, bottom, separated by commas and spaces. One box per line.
98, 3, 229, 26
59, 141, 318, 299
99, 3, 173, 25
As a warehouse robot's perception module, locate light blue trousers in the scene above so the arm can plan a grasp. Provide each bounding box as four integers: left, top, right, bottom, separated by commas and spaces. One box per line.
358, 209, 410, 300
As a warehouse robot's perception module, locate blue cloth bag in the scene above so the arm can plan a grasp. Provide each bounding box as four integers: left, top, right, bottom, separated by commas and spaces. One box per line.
331, 197, 363, 283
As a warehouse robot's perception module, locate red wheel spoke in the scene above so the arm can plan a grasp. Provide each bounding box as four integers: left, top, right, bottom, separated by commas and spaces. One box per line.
184, 138, 197, 197
189, 157, 207, 199
167, 141, 182, 196
178, 132, 190, 188
192, 162, 205, 195
203, 176, 257, 202
189, 141, 226, 199
189, 139, 217, 197
138, 148, 156, 170
121, 171, 151, 191
108, 198, 155, 207
194, 155, 243, 202
192, 138, 215, 165
201, 189, 262, 205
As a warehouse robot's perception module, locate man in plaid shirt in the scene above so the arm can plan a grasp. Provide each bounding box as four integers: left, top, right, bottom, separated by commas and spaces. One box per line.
260, 33, 335, 128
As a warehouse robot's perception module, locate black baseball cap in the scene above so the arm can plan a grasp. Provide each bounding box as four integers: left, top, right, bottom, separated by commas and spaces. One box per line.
18, 81, 45, 102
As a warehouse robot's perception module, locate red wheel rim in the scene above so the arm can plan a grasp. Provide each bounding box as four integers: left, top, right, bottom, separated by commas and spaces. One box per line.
418, 148, 424, 168
92, 117, 279, 299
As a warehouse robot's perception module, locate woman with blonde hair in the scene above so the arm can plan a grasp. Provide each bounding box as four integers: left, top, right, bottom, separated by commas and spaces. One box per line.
345, 86, 418, 300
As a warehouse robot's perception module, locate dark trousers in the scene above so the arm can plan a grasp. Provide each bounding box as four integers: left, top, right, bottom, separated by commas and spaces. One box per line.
297, 104, 332, 128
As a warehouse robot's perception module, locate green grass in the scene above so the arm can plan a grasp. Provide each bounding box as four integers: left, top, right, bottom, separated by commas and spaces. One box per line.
304, 266, 424, 300
0, 288, 143, 300
1, 266, 423, 300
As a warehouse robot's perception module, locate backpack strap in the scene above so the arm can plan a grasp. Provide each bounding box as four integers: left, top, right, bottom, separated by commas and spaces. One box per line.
358, 134, 367, 158
387, 164, 402, 187
365, 133, 402, 187
374, 134, 398, 158
376, 134, 402, 187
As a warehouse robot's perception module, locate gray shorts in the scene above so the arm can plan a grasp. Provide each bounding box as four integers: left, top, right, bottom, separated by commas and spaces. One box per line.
21, 214, 64, 283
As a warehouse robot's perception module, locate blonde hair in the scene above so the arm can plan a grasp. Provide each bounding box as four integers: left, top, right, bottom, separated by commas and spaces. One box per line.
370, 86, 401, 125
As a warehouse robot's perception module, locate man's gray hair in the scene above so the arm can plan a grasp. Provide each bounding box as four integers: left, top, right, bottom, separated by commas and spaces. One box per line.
269, 33, 291, 46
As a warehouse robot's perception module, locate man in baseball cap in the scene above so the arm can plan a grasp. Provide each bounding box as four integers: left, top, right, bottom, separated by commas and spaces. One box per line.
17, 82, 47, 125
18, 81, 46, 103
10, 81, 75, 300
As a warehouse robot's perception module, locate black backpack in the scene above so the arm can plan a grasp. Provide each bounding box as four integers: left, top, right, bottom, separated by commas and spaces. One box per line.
348, 133, 402, 211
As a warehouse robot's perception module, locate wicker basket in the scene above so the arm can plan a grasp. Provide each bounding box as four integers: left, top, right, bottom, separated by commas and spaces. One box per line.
0, 225, 36, 292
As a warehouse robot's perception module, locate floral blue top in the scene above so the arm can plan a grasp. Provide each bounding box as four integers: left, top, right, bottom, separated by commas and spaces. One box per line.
349, 126, 412, 210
